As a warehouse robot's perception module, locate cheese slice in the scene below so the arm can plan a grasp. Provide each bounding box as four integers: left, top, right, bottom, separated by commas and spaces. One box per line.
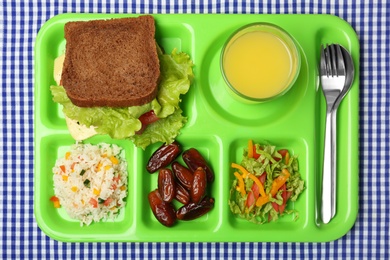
65, 116, 97, 141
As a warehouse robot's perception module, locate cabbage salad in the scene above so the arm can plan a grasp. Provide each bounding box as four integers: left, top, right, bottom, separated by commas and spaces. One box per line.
229, 140, 305, 224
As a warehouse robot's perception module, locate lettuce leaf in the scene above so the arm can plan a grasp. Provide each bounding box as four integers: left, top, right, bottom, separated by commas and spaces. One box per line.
50, 48, 193, 146
130, 108, 187, 149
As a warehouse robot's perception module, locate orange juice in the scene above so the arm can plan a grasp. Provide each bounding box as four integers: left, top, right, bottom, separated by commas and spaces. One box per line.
221, 24, 300, 101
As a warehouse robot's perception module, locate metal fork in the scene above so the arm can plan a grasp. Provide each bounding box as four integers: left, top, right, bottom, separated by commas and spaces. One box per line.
320, 44, 346, 224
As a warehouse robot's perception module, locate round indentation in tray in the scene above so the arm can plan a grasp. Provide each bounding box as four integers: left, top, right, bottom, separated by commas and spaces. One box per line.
199, 34, 309, 126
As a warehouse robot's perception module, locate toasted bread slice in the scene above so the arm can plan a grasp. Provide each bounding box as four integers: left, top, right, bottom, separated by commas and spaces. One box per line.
61, 15, 160, 107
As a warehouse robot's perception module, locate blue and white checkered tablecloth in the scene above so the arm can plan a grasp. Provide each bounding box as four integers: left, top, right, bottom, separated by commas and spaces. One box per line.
1, 0, 389, 259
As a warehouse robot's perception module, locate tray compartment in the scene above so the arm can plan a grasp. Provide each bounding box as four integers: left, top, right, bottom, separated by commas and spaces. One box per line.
138, 134, 223, 233
36, 135, 135, 241
225, 137, 310, 229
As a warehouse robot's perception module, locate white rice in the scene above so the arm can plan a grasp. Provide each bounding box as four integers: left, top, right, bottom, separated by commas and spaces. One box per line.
52, 143, 128, 226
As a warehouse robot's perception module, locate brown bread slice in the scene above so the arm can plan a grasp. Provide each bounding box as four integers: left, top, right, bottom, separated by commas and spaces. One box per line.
61, 15, 160, 107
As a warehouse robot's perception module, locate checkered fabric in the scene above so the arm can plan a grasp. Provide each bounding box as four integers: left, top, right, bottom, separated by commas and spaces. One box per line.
1, 0, 389, 259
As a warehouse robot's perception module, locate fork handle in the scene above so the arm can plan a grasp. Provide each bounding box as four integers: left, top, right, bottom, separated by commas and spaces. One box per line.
321, 108, 336, 224
331, 107, 338, 219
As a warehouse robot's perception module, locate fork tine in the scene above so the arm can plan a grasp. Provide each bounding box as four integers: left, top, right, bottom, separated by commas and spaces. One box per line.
330, 44, 338, 77
320, 45, 327, 76
324, 44, 332, 77
335, 44, 346, 77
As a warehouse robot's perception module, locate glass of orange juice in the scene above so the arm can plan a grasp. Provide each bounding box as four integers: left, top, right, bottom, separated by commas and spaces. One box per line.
221, 23, 301, 102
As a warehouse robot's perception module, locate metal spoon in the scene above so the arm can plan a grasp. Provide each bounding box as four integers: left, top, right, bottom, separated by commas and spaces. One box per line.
329, 45, 355, 219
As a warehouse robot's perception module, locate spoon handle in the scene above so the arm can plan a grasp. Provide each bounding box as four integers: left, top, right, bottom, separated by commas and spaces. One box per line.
321, 108, 336, 224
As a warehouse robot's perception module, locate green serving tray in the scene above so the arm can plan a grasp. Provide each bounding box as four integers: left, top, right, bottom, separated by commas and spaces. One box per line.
34, 13, 359, 242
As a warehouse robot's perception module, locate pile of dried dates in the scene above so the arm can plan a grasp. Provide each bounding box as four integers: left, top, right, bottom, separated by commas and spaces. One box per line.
147, 141, 215, 227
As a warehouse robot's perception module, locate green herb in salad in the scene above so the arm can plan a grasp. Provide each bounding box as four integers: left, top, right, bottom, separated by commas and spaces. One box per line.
228, 140, 305, 224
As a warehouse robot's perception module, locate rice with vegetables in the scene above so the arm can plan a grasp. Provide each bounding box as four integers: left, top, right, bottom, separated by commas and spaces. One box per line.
52, 143, 128, 226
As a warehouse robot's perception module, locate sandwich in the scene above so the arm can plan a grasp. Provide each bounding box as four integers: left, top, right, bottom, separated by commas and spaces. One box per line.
50, 15, 194, 149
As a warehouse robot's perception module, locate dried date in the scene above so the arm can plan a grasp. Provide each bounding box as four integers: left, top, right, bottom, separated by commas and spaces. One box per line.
172, 161, 194, 190
175, 182, 191, 205
190, 167, 207, 203
147, 141, 181, 173
148, 189, 177, 227
176, 196, 215, 221
182, 148, 214, 183
158, 168, 176, 203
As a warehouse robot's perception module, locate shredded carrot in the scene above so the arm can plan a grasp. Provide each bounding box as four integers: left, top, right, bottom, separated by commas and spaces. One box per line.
256, 195, 269, 207
270, 168, 290, 196
234, 172, 246, 196
247, 139, 254, 158
255, 169, 291, 207
232, 163, 267, 197
59, 165, 66, 173
231, 163, 250, 178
